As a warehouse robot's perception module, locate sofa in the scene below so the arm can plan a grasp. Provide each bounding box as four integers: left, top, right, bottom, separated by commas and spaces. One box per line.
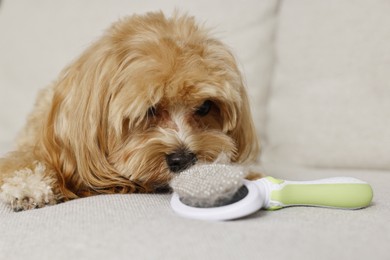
0, 1, 389, 259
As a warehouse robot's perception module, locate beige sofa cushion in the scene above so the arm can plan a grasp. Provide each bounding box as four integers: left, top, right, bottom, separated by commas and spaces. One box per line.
262, 0, 390, 169
1, 167, 389, 260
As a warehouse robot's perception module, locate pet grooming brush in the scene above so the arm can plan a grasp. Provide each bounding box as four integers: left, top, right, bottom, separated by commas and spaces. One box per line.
170, 164, 373, 221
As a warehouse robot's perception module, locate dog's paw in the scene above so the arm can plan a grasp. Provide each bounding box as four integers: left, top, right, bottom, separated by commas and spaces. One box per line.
9, 196, 56, 212
245, 171, 264, 181
0, 162, 57, 211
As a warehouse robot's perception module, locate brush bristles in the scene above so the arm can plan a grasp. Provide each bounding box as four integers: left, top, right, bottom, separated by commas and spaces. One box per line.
170, 164, 244, 207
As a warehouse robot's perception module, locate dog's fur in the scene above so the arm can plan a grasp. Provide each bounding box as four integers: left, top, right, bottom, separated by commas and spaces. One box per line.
0, 12, 260, 211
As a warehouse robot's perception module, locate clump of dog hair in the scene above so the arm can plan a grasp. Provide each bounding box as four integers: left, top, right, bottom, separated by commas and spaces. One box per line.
170, 163, 244, 207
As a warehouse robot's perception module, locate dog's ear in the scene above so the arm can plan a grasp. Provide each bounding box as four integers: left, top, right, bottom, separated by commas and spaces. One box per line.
39, 40, 140, 199
229, 85, 260, 164
202, 39, 260, 164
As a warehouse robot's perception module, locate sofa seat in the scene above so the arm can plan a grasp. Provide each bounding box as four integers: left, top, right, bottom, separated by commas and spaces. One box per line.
1, 166, 388, 260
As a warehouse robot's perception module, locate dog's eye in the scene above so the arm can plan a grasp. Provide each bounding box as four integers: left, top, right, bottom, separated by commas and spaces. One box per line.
147, 106, 157, 118
195, 100, 213, 116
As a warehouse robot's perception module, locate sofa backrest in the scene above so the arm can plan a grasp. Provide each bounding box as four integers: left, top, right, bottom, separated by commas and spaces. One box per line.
261, 0, 390, 170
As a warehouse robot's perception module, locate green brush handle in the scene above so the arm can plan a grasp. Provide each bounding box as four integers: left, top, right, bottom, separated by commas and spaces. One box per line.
258, 177, 373, 210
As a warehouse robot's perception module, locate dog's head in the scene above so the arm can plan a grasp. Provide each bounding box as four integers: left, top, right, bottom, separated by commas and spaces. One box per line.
43, 12, 259, 197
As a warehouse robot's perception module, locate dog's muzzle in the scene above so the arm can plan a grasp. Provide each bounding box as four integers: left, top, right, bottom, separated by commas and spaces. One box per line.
166, 149, 197, 173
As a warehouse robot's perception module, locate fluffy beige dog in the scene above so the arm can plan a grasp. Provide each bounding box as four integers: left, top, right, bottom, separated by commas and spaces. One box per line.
0, 12, 259, 211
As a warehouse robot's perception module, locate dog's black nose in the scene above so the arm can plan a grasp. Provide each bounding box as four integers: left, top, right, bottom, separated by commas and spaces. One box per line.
166, 150, 197, 173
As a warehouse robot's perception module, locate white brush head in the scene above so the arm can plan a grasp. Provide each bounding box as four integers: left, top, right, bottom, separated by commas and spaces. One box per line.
170, 164, 245, 208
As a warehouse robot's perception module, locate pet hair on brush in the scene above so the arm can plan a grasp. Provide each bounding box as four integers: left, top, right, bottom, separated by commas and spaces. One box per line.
170, 164, 246, 208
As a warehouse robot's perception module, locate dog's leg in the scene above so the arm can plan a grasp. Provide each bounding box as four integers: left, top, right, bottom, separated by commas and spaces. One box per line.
0, 150, 60, 211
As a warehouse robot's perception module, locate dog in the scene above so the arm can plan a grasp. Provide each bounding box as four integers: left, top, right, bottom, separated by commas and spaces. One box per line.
0, 12, 260, 211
